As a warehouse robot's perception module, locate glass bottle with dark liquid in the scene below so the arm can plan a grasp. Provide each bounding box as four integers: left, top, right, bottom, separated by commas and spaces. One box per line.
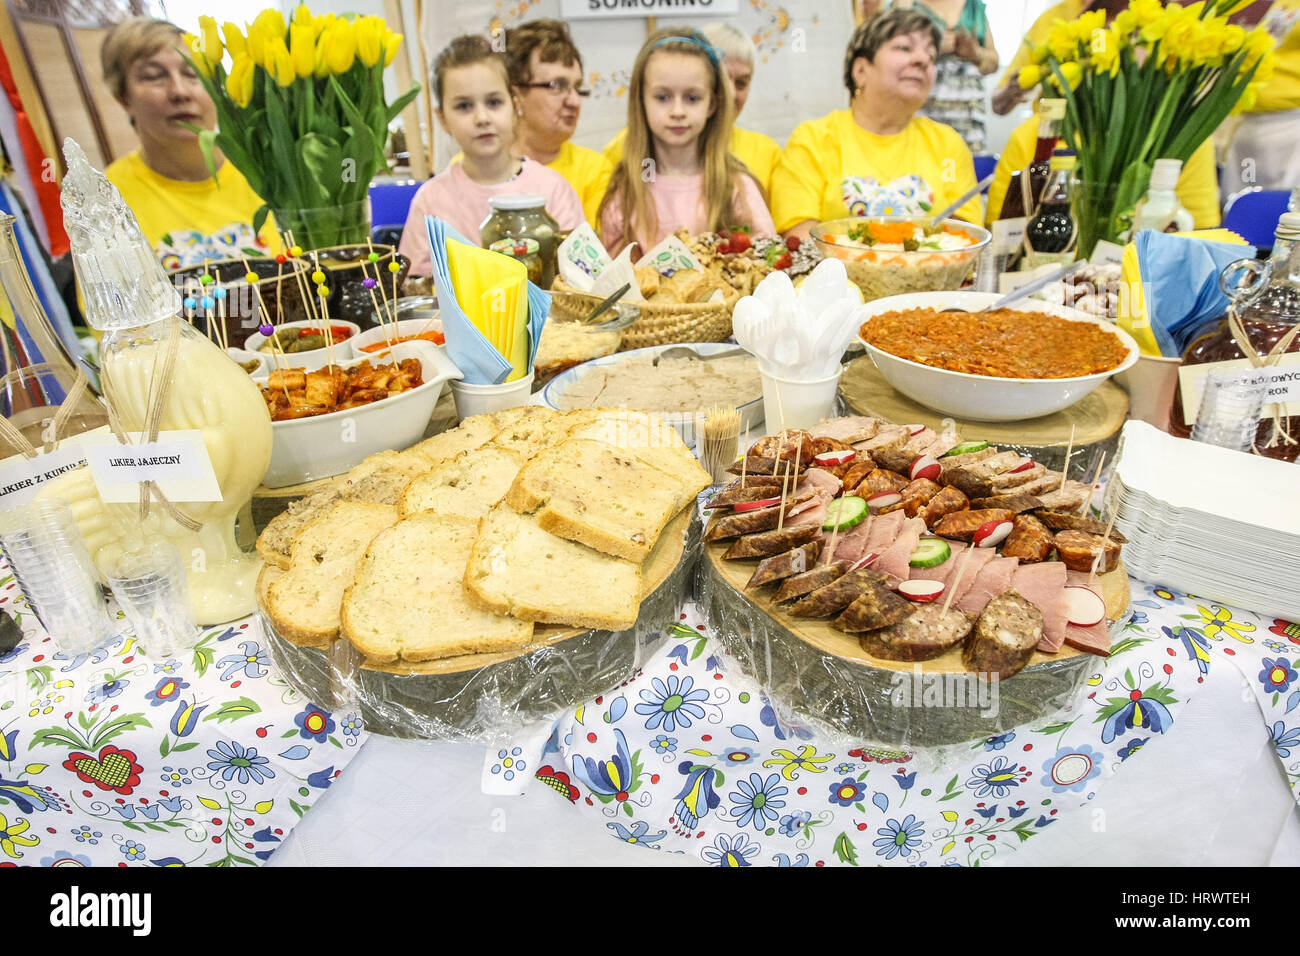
994, 98, 1065, 272
1169, 213, 1300, 462
1024, 149, 1078, 268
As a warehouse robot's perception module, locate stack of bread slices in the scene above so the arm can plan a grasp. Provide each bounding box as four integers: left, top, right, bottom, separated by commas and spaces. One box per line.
257, 405, 709, 667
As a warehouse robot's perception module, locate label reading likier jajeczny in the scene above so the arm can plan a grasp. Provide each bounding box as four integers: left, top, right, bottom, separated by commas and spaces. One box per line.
0, 443, 89, 508
82, 430, 222, 503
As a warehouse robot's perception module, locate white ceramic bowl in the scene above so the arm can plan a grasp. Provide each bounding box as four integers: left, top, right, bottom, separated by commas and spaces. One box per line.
226, 347, 268, 376
253, 340, 463, 488
811, 217, 991, 302
243, 319, 361, 372
351, 316, 445, 355
856, 291, 1140, 422
541, 342, 764, 447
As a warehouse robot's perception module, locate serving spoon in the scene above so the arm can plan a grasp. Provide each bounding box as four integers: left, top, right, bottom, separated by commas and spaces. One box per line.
653, 345, 749, 366
941, 259, 1088, 313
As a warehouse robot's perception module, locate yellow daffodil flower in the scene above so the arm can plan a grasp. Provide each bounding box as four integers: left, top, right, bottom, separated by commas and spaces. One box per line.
1131, 0, 1165, 28
226, 54, 255, 107
1047, 22, 1080, 62
1114, 9, 1138, 37
1221, 23, 1246, 55
1059, 60, 1084, 88
1018, 64, 1043, 89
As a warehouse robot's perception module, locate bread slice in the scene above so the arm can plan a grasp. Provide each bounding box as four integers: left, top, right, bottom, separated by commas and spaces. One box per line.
256, 487, 343, 570
488, 407, 580, 459
464, 502, 641, 631
256, 562, 282, 610
399, 446, 526, 518
566, 408, 711, 508
412, 412, 500, 464
341, 512, 533, 663
266, 502, 399, 647
505, 438, 684, 561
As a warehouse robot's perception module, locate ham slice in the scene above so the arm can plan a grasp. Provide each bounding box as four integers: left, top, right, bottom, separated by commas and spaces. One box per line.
835, 509, 907, 564
1062, 570, 1112, 656
901, 427, 938, 457
969, 451, 1025, 478
956, 556, 1020, 615
856, 423, 910, 453
811, 416, 878, 444
948, 547, 998, 607
786, 494, 830, 529
1036, 481, 1091, 511
873, 516, 926, 587
797, 467, 843, 499
1010, 562, 1068, 652
917, 433, 961, 459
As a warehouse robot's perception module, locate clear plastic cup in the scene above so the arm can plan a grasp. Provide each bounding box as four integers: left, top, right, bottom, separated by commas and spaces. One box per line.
0, 498, 110, 654
1190, 370, 1267, 453
105, 541, 197, 659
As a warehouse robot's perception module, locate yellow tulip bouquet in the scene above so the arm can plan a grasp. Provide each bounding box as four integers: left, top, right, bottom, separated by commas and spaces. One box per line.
1018, 0, 1275, 255
184, 5, 418, 250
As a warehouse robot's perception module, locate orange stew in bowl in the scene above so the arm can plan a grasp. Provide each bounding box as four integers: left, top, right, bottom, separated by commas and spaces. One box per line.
358, 329, 445, 352
860, 308, 1130, 379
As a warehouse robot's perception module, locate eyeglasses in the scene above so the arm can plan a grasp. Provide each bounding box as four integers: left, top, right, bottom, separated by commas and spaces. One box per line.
519, 79, 591, 98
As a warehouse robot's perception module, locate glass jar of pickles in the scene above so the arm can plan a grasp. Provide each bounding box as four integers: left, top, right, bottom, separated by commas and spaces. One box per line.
479, 194, 560, 288
488, 237, 543, 286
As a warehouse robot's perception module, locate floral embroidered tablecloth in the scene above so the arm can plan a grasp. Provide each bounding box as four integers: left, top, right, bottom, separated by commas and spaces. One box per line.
522, 581, 1300, 867
0, 569, 367, 868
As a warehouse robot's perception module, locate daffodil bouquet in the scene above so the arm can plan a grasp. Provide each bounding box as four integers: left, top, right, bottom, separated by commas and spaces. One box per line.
184, 5, 418, 250
1018, 0, 1275, 255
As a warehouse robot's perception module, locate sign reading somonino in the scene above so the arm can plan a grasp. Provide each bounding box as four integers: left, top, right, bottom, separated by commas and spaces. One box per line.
560, 0, 738, 19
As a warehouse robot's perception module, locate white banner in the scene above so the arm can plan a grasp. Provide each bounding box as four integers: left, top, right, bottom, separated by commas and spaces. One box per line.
560, 0, 739, 20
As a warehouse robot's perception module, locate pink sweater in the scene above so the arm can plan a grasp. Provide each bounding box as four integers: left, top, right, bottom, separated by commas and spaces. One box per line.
398, 158, 585, 275
599, 171, 775, 256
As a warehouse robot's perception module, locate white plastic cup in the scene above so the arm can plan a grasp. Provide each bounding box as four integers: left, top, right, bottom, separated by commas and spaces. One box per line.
105, 541, 197, 660
1191, 370, 1266, 453
760, 367, 843, 431
450, 371, 535, 419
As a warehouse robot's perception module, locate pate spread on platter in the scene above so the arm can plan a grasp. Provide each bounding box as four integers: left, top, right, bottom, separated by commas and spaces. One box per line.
553, 352, 762, 415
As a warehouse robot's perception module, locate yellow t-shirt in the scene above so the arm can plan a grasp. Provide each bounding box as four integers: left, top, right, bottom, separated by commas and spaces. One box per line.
601, 125, 783, 195
985, 114, 1221, 230
104, 150, 280, 269
547, 140, 614, 226
770, 110, 983, 233
1000, 0, 1088, 88
1253, 0, 1300, 113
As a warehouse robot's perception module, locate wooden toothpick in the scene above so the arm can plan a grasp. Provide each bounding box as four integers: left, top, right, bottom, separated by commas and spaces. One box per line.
1059, 424, 1076, 491
1088, 507, 1120, 590
1079, 451, 1107, 517
941, 544, 975, 616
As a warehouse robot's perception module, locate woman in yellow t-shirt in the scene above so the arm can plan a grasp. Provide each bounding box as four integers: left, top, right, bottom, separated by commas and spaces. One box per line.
100, 18, 278, 269
771, 9, 982, 239
1222, 0, 1300, 194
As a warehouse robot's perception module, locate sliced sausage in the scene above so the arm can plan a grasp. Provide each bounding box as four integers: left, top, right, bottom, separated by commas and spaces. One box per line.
832, 584, 914, 632
921, 485, 970, 529
788, 569, 890, 618
932, 508, 1018, 542
704, 494, 815, 541
963, 590, 1044, 679
1001, 513, 1055, 563
937, 466, 993, 500
721, 523, 822, 560
746, 541, 822, 589
969, 493, 1045, 514
726, 456, 802, 479
988, 462, 1047, 491
859, 605, 972, 662
705, 478, 790, 508
1034, 509, 1128, 543
853, 468, 909, 497
1054, 530, 1120, 573
772, 560, 850, 603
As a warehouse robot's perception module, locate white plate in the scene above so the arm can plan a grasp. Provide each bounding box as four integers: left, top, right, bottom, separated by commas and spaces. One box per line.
244, 319, 361, 372
540, 342, 764, 448
253, 340, 463, 488
351, 317, 445, 355
856, 291, 1140, 422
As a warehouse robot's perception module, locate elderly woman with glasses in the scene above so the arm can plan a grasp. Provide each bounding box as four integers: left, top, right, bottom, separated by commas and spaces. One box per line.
504, 19, 612, 225
771, 8, 983, 240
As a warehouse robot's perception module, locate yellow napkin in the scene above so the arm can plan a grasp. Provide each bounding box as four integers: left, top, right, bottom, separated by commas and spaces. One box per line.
1117, 228, 1251, 357
446, 239, 530, 379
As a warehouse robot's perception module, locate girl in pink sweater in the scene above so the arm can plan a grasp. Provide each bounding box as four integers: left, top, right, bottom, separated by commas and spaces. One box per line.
399, 35, 584, 275
598, 29, 775, 257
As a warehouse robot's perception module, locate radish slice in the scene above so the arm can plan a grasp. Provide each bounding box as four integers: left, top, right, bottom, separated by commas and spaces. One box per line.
898, 579, 944, 602
734, 497, 781, 512
909, 455, 941, 482
866, 491, 902, 509
1009, 459, 1035, 474
1064, 586, 1106, 627
785, 497, 821, 518
849, 552, 879, 571
814, 449, 856, 466
973, 519, 1014, 548
904, 423, 926, 436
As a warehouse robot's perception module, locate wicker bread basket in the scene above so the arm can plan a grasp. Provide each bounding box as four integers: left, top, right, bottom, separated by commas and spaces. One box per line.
549, 278, 738, 350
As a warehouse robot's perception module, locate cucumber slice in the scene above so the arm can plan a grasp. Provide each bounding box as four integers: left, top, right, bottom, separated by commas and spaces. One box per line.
909, 537, 952, 568
822, 496, 868, 531
942, 440, 989, 457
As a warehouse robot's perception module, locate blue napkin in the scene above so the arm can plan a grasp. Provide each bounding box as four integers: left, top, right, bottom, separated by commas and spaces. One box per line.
1134, 230, 1256, 358
423, 217, 552, 384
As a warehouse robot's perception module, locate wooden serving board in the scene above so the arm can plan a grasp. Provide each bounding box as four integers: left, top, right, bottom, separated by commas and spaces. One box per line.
838, 355, 1129, 479
705, 539, 1127, 675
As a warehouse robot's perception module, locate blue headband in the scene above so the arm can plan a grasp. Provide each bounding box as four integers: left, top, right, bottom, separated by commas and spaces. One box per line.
652, 32, 722, 70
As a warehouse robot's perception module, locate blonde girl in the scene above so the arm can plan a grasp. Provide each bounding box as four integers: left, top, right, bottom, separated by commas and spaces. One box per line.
598, 29, 775, 256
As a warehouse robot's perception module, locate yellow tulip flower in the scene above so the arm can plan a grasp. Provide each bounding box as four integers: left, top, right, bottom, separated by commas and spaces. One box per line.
323, 21, 356, 75
356, 17, 383, 67
268, 37, 296, 87
226, 54, 255, 107
384, 32, 402, 68
290, 21, 315, 78
198, 16, 223, 66
182, 32, 213, 76
1018, 64, 1043, 89
222, 21, 248, 61
252, 8, 286, 40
